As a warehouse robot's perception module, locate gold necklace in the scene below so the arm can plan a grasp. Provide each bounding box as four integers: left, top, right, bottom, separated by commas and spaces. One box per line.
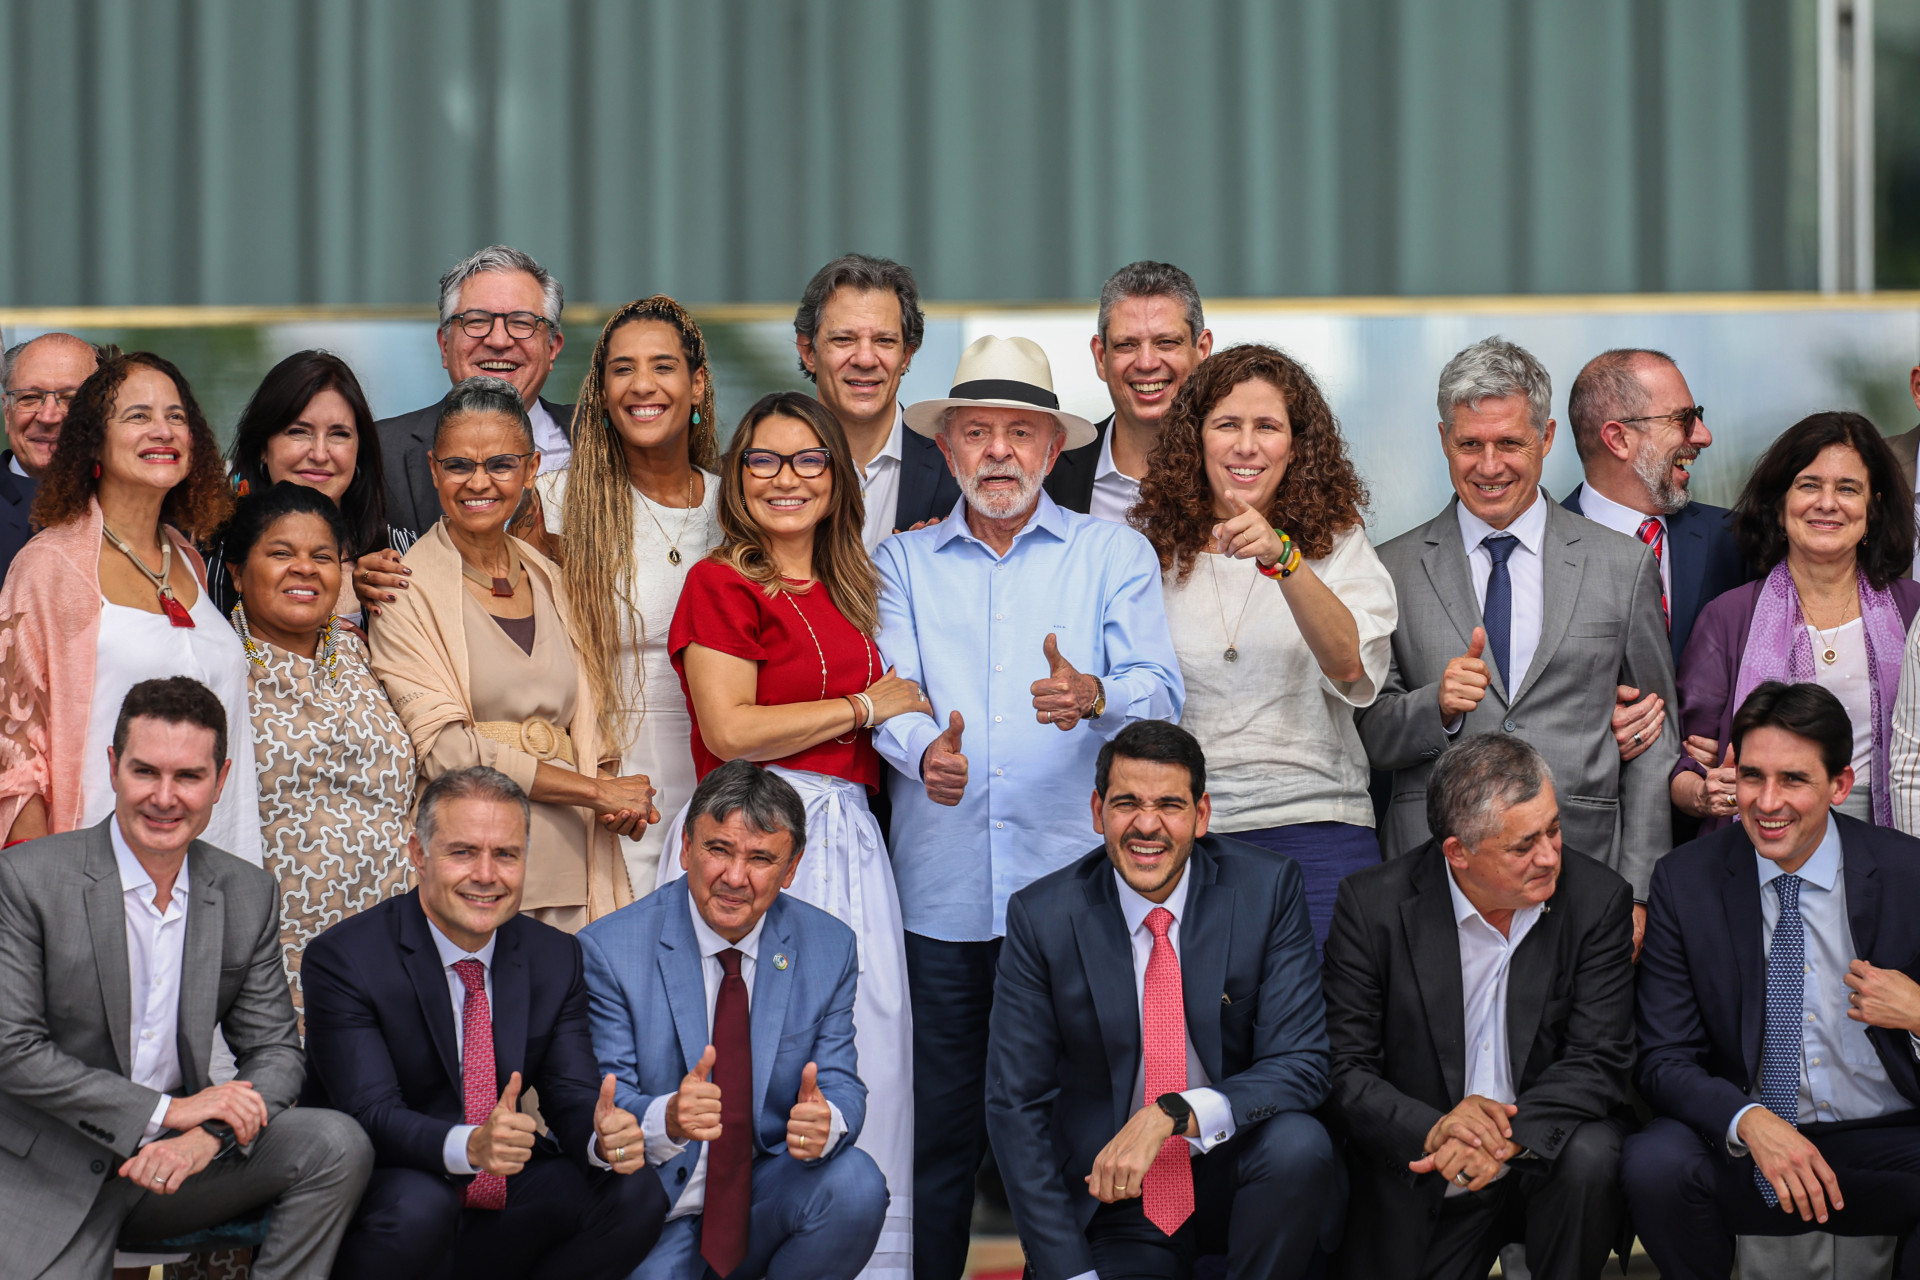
637, 473, 699, 566
1205, 552, 1258, 663
780, 583, 874, 745
1806, 594, 1860, 665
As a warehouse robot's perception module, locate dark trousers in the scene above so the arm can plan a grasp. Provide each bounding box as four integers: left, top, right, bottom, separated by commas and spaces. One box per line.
329, 1152, 669, 1280
1416, 1119, 1622, 1280
1623, 1114, 1920, 1280
1086, 1111, 1343, 1280
905, 931, 1002, 1280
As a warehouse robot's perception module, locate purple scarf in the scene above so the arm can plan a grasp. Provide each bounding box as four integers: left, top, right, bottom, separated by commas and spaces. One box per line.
1732, 560, 1906, 825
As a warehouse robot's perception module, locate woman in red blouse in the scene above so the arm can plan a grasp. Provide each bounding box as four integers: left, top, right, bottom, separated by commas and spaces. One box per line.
660, 390, 925, 1280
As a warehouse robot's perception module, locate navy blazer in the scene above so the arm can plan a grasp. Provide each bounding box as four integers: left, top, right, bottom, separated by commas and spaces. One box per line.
1042, 414, 1111, 515
894, 422, 962, 533
985, 837, 1330, 1280
300, 891, 605, 1177
377, 395, 576, 541
0, 453, 35, 583
1563, 484, 1750, 667
1636, 814, 1920, 1144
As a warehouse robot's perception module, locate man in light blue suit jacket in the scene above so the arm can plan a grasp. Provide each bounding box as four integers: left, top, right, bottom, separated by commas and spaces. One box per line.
580, 761, 888, 1280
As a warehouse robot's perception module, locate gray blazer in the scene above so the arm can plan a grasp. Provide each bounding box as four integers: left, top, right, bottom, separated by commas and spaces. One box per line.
1356, 496, 1678, 896
0, 821, 303, 1276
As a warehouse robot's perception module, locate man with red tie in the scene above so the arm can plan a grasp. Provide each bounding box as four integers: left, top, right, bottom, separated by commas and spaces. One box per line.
985, 721, 1341, 1280
579, 759, 888, 1280
302, 766, 669, 1279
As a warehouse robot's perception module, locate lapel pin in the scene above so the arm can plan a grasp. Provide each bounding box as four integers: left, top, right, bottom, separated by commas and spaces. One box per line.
1221, 993, 1231, 1005
773, 953, 790, 970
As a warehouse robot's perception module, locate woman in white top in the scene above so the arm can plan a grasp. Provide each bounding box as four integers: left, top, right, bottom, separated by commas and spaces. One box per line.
528, 296, 725, 890
1134, 343, 1396, 950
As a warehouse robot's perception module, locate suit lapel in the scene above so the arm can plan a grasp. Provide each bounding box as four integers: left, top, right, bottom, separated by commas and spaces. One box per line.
1720, 839, 1766, 1080
397, 894, 463, 1091
1512, 504, 1584, 706
1666, 505, 1708, 645
749, 903, 797, 1134
657, 886, 712, 1075
1502, 892, 1564, 1083
1419, 503, 1504, 704
490, 924, 531, 1090
1178, 854, 1230, 1085
175, 844, 224, 1093
1404, 851, 1467, 1103
896, 415, 943, 530
1838, 820, 1882, 964
1073, 868, 1141, 1134
83, 823, 134, 1077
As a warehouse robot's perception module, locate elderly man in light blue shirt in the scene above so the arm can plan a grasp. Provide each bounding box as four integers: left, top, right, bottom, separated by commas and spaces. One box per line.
871, 333, 1182, 1280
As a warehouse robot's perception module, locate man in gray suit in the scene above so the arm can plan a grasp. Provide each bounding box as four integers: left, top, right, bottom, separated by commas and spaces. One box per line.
1357, 336, 1677, 957
1883, 356, 1920, 575
0, 676, 372, 1279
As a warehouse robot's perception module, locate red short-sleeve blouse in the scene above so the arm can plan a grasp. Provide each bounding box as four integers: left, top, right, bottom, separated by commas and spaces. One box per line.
668, 558, 882, 789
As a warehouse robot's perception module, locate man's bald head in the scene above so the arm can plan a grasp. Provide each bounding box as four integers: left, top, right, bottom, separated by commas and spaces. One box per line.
4, 333, 102, 478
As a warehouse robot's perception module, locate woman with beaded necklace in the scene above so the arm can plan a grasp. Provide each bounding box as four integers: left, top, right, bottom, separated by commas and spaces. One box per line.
658, 391, 930, 1280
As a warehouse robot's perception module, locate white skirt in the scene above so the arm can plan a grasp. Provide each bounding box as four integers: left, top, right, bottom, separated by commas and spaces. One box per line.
657, 766, 913, 1280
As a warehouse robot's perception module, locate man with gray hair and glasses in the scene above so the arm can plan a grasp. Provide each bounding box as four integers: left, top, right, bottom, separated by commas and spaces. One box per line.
1357, 336, 1677, 958
376, 245, 575, 541
2, 332, 105, 579
1323, 732, 1636, 1280
1046, 260, 1214, 520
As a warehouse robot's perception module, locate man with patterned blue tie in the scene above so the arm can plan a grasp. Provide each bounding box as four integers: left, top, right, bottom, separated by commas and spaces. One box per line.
579, 760, 888, 1280
1624, 682, 1920, 1277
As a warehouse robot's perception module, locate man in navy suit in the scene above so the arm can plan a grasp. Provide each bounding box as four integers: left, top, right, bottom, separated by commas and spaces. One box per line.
2, 332, 100, 580
303, 766, 668, 1280
985, 721, 1340, 1280
580, 760, 888, 1280
1623, 682, 1920, 1277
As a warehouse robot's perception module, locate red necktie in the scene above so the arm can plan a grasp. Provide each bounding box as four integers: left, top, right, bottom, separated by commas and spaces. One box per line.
1636, 517, 1669, 629
701, 948, 753, 1277
1141, 908, 1194, 1236
454, 958, 508, 1210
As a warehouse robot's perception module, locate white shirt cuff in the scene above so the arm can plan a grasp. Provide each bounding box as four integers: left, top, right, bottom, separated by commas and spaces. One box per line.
1064, 1272, 1099, 1280
1909, 1032, 1920, 1061
642, 1094, 689, 1166
808, 1101, 847, 1160
141, 1094, 172, 1145
1443, 713, 1464, 736
1726, 1103, 1763, 1157
1183, 1088, 1236, 1153
443, 1124, 479, 1175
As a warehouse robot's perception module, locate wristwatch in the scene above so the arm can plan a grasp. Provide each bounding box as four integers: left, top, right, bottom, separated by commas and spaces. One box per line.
1155, 1091, 1192, 1136
1086, 677, 1107, 721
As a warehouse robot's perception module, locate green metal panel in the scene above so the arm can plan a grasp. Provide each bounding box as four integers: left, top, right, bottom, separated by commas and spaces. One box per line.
0, 0, 1819, 308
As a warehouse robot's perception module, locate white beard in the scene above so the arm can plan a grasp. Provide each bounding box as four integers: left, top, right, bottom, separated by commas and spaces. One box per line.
960, 462, 1043, 520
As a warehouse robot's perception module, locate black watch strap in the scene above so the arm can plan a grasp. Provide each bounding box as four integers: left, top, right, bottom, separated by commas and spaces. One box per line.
1155, 1091, 1192, 1134
200, 1119, 240, 1159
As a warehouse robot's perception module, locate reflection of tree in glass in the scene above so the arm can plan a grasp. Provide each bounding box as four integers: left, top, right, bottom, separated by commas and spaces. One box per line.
1879, 2, 1920, 288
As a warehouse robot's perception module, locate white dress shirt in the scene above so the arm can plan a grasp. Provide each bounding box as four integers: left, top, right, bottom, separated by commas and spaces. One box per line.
528, 398, 571, 474
426, 920, 498, 1175
8, 453, 26, 479
1444, 865, 1544, 1196
1455, 488, 1549, 699
858, 405, 907, 554
643, 895, 847, 1221
1087, 425, 1143, 526
1575, 484, 1670, 605
112, 818, 189, 1145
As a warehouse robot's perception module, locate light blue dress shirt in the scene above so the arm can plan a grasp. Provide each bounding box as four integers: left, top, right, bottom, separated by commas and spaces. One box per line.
1727, 816, 1920, 1153
873, 492, 1184, 940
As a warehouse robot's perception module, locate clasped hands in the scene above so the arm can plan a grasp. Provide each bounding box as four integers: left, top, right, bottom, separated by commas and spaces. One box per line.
1408, 1095, 1519, 1193
1085, 1100, 1196, 1204
118, 1078, 269, 1195
666, 1046, 832, 1161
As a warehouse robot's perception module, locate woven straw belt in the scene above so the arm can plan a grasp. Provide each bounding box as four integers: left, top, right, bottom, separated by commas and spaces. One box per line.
474, 716, 577, 766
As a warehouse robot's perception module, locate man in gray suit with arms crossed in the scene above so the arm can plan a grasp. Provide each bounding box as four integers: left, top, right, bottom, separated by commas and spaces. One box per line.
0, 677, 371, 1279
1358, 337, 1678, 955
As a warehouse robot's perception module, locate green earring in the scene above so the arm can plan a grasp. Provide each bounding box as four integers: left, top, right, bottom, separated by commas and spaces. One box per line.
692, 410, 701, 426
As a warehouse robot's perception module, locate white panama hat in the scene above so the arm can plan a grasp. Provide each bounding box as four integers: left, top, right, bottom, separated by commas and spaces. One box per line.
902, 334, 1097, 450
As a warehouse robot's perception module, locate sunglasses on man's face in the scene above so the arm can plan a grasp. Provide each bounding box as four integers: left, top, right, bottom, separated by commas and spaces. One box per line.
1619, 405, 1706, 432
741, 448, 832, 480
433, 451, 534, 479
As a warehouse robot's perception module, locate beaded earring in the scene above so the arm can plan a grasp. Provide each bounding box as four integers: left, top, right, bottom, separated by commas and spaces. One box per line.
230, 600, 271, 666
316, 614, 342, 683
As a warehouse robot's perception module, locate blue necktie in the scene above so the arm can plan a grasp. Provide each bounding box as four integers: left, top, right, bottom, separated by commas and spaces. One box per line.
1754, 873, 1805, 1207
1480, 533, 1520, 689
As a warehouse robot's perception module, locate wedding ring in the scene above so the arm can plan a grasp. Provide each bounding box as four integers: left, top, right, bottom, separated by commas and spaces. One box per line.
1042, 710, 1051, 722
795, 1134, 806, 1148
1454, 1171, 1471, 1187
1631, 732, 1642, 744
1115, 1183, 1126, 1193
615, 1146, 626, 1163
154, 1174, 166, 1186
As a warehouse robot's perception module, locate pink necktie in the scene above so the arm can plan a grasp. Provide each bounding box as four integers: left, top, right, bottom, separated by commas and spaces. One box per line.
1141, 908, 1194, 1236
1636, 517, 1669, 629
454, 958, 508, 1210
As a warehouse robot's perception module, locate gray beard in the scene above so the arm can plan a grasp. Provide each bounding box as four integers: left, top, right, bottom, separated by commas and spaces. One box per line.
1631, 445, 1692, 516
960, 466, 1042, 520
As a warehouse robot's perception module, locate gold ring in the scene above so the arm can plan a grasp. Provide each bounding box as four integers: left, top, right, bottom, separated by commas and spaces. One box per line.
615, 1146, 625, 1163
795, 1134, 806, 1148
1114, 1183, 1126, 1192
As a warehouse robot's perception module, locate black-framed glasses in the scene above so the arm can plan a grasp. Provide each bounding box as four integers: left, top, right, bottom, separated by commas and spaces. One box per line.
4, 388, 77, 411
446, 309, 551, 340
742, 447, 832, 479
1619, 405, 1706, 431
432, 451, 535, 479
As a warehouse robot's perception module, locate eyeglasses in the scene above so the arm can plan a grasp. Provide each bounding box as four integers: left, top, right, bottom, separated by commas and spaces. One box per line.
1619, 405, 1706, 431
741, 447, 832, 479
432, 451, 535, 479
446, 310, 551, 341
4, 388, 77, 412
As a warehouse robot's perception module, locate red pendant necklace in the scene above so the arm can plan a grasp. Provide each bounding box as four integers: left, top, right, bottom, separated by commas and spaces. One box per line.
101, 523, 195, 627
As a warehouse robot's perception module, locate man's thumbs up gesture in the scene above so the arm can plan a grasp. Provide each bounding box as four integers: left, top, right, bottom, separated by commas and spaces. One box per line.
667, 1045, 724, 1144
1031, 632, 1102, 732
786, 1061, 833, 1161
593, 1073, 647, 1174
921, 711, 968, 806
466, 1071, 537, 1177
1439, 626, 1492, 721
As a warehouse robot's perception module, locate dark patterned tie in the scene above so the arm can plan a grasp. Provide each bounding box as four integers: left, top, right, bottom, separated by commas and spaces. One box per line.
1636, 517, 1669, 629
1480, 533, 1520, 688
453, 959, 508, 1210
1754, 874, 1805, 1207
701, 948, 752, 1277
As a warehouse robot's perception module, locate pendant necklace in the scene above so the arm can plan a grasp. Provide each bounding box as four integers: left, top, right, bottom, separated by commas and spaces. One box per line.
638, 473, 699, 566
459, 545, 524, 598
1810, 596, 1859, 666
781, 581, 874, 744
1206, 552, 1258, 663
102, 524, 195, 627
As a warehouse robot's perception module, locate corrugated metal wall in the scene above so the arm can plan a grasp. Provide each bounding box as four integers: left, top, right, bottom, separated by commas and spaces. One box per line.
0, 0, 1817, 308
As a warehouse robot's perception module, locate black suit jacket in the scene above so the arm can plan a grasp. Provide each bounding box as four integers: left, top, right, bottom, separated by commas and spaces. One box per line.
377, 396, 575, 540
300, 890, 604, 1178
0, 452, 36, 583
894, 421, 962, 532
1635, 814, 1920, 1145
1321, 840, 1636, 1279
1042, 414, 1111, 514
986, 838, 1332, 1280
1562, 484, 1750, 667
